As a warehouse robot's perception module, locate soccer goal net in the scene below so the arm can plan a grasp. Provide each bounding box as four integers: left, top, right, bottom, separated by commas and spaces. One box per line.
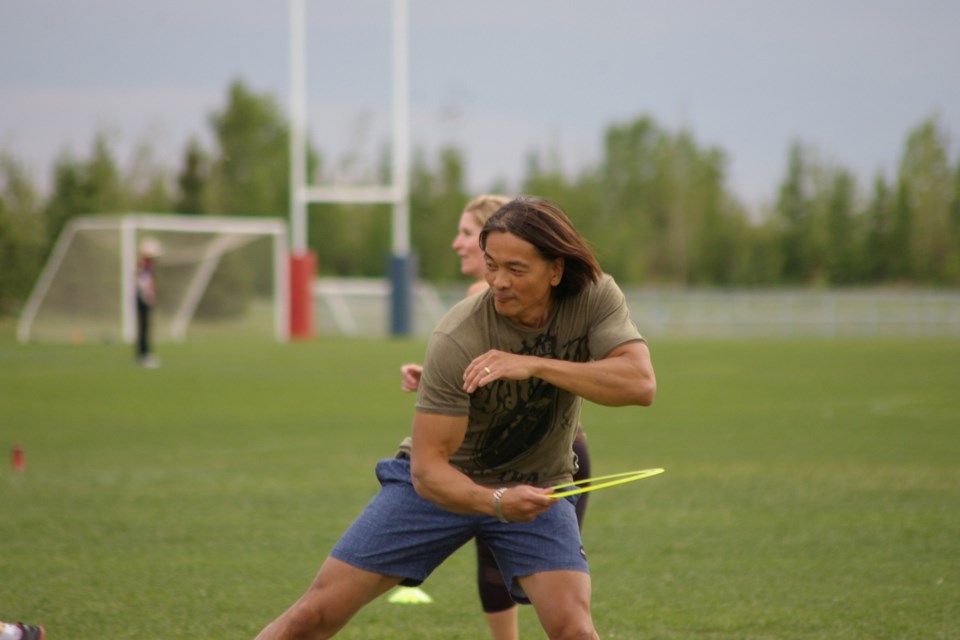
17, 214, 289, 344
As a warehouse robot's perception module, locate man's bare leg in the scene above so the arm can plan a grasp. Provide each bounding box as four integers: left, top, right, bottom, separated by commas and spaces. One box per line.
254, 557, 402, 640
521, 569, 598, 640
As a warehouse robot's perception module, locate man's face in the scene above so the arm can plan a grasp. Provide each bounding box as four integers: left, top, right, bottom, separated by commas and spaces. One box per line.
482, 231, 563, 328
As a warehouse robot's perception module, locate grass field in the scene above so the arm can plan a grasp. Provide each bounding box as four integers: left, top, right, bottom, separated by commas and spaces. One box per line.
2, 325, 958, 639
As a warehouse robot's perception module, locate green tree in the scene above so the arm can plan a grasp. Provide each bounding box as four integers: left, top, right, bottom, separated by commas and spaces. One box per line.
862, 174, 896, 281
521, 150, 604, 275
740, 217, 783, 285
9, 78, 960, 295
43, 134, 128, 245
125, 143, 172, 212
897, 117, 955, 282
948, 160, 960, 283
84, 134, 126, 213
206, 79, 289, 217
409, 146, 469, 281
44, 153, 86, 245
776, 143, 813, 283
660, 132, 745, 286
589, 116, 747, 285
596, 117, 661, 282
175, 138, 208, 214
890, 177, 914, 280
823, 168, 858, 284
0, 155, 46, 313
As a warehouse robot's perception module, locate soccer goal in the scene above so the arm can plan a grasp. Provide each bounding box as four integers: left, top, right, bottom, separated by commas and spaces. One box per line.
17, 214, 289, 344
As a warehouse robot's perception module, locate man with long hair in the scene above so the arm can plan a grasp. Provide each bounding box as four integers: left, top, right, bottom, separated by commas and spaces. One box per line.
254, 197, 657, 640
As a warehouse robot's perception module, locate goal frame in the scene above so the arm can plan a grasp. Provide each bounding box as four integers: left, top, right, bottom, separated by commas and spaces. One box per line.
288, 0, 413, 337
17, 213, 290, 344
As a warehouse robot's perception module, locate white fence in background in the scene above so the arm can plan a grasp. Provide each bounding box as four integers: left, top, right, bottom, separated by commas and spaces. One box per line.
625, 288, 960, 339
314, 278, 448, 338
313, 279, 960, 339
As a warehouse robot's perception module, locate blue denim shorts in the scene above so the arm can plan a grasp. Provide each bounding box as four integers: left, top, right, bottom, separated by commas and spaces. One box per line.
330, 457, 588, 604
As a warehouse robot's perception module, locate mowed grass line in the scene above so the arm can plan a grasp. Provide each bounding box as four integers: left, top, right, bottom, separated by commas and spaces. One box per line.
1, 334, 958, 639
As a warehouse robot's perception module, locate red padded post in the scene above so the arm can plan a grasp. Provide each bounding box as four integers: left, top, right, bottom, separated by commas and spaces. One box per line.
289, 251, 316, 340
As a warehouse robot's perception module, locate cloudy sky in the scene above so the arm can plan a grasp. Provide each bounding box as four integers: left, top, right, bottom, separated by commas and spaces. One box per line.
2, 0, 958, 210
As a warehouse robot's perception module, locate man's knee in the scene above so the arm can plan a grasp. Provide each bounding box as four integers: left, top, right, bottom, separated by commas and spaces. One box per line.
285, 601, 332, 637
283, 586, 349, 637
534, 590, 596, 639
542, 620, 598, 640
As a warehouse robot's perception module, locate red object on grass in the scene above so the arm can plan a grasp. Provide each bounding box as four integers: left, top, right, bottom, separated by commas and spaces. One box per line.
12, 445, 26, 472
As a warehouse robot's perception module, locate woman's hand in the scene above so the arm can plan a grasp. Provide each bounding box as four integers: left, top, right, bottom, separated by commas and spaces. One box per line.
400, 363, 423, 393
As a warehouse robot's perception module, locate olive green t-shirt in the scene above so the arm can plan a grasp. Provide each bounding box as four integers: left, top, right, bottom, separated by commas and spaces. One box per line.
415, 274, 643, 488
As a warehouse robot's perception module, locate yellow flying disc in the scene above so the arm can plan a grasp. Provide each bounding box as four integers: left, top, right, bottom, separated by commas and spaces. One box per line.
549, 468, 665, 498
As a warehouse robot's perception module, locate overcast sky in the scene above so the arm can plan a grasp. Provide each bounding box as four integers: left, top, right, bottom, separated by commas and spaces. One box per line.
2, 0, 959, 210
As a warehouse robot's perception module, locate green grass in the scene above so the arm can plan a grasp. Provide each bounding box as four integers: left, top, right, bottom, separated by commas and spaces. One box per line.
2, 327, 958, 639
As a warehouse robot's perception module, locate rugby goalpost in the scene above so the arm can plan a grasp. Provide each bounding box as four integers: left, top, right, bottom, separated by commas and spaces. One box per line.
17, 214, 289, 344
288, 0, 414, 338
19, 2, 413, 344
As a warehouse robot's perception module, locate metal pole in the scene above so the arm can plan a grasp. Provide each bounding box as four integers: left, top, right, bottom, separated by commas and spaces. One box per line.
121, 219, 137, 344
289, 0, 307, 254
275, 230, 291, 342
392, 0, 410, 258
389, 0, 413, 336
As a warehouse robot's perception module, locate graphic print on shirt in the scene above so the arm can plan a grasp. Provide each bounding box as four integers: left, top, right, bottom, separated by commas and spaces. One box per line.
471, 330, 588, 470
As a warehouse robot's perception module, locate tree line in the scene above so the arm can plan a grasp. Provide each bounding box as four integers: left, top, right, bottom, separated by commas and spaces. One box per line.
2, 79, 959, 314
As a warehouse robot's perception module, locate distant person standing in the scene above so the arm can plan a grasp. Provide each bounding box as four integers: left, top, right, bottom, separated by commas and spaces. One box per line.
135, 238, 163, 368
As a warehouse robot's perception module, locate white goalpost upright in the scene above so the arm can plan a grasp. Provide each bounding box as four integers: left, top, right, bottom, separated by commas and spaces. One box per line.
288, 0, 413, 338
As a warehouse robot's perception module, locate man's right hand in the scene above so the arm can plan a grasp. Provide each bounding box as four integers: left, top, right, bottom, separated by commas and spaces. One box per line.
497, 485, 555, 522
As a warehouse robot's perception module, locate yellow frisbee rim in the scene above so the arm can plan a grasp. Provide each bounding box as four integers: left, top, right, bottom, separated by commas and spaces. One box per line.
549, 468, 665, 498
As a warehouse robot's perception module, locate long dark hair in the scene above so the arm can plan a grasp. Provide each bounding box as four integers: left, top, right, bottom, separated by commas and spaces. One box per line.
479, 197, 601, 299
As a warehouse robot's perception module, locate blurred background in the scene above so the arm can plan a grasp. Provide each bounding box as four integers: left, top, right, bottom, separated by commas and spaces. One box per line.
2, 0, 960, 337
